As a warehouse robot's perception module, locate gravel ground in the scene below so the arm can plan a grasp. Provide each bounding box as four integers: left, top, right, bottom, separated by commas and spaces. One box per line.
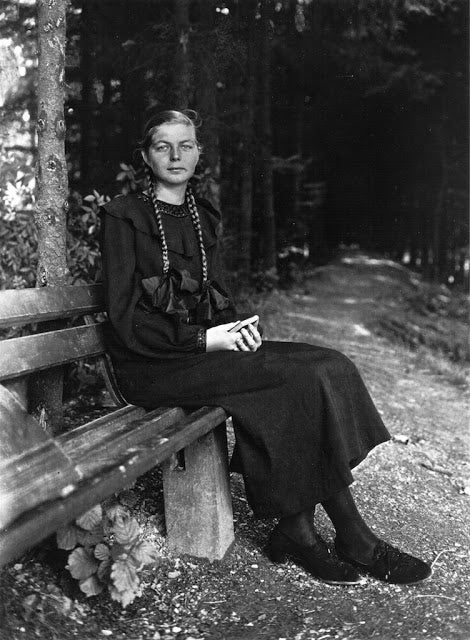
1, 253, 469, 640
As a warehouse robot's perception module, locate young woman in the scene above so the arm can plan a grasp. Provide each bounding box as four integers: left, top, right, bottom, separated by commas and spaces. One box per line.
100, 109, 431, 586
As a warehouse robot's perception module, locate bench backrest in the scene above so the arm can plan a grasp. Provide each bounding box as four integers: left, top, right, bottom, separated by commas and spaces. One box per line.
0, 284, 125, 405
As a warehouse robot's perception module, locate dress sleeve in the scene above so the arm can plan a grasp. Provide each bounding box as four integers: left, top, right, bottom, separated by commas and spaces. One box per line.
100, 208, 206, 357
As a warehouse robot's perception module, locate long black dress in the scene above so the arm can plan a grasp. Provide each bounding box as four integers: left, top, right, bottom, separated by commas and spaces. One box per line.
100, 193, 390, 518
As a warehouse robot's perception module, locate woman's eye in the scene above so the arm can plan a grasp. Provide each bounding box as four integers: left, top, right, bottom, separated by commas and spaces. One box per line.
181, 144, 194, 151
155, 145, 169, 152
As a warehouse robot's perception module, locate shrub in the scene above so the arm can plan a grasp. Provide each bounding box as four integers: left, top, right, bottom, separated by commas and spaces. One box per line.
57, 503, 160, 608
0, 150, 37, 289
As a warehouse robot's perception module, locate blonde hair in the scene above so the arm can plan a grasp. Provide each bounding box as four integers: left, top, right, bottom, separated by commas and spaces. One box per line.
137, 109, 201, 155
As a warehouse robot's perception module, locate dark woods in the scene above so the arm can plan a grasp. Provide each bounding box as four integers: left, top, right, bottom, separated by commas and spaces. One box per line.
1, 0, 468, 289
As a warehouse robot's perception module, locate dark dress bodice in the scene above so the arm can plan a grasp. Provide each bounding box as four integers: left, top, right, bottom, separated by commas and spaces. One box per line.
100, 192, 236, 363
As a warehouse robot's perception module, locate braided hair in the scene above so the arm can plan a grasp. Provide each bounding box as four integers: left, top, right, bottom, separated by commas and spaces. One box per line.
144, 163, 208, 284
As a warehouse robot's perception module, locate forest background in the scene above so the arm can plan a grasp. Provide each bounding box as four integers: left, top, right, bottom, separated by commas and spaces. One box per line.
0, 0, 468, 293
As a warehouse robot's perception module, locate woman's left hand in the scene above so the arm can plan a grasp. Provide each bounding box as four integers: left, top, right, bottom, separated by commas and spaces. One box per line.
234, 323, 262, 352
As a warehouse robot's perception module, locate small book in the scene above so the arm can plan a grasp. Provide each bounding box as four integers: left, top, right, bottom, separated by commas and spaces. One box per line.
228, 315, 259, 333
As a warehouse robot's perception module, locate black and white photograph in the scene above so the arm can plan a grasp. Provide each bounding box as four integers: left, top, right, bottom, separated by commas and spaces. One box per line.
0, 1, 468, 638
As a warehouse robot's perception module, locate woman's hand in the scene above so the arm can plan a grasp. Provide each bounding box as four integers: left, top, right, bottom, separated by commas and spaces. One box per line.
236, 324, 262, 352
206, 321, 263, 353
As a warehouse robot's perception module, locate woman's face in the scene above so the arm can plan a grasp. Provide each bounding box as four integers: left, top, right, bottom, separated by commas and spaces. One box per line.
143, 122, 200, 188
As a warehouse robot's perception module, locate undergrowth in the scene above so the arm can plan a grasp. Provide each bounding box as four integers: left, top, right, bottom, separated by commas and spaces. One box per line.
373, 276, 469, 388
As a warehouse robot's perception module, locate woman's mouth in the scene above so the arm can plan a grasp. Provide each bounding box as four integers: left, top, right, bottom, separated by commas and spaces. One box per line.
168, 167, 186, 172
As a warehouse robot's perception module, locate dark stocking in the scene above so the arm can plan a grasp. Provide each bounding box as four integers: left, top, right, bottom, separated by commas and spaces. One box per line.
277, 508, 317, 546
321, 486, 378, 562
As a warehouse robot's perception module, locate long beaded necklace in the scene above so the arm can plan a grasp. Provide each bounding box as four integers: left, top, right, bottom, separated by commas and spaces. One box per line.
144, 165, 208, 284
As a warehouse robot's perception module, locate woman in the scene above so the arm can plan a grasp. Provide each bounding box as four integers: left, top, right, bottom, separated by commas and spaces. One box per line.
100, 109, 431, 586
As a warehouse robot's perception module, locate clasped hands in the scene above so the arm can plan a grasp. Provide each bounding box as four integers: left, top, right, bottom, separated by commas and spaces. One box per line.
206, 316, 262, 353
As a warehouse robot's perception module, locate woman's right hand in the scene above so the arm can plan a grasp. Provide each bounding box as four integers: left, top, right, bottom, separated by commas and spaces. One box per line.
205, 321, 262, 352
206, 322, 241, 352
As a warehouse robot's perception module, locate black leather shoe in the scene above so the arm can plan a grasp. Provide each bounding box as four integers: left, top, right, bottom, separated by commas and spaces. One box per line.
266, 528, 362, 585
335, 539, 432, 584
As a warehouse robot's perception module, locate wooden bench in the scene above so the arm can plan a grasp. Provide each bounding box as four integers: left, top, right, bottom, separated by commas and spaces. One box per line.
0, 284, 234, 566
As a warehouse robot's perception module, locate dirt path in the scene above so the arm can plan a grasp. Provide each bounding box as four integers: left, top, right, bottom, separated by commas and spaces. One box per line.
1, 255, 469, 640
257, 255, 470, 640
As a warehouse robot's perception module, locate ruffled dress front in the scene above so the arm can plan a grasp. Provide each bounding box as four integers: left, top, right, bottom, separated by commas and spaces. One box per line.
100, 193, 390, 518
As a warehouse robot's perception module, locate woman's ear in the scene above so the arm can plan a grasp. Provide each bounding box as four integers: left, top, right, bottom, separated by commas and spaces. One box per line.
141, 149, 149, 166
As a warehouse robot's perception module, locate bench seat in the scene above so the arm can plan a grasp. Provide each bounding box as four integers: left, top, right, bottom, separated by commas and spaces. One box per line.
0, 285, 234, 566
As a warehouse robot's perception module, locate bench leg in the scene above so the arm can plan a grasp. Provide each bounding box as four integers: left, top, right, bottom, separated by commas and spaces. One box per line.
162, 422, 234, 561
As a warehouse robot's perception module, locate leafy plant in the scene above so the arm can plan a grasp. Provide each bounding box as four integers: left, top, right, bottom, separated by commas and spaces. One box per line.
0, 150, 37, 290
67, 189, 110, 284
57, 503, 160, 608
115, 162, 142, 194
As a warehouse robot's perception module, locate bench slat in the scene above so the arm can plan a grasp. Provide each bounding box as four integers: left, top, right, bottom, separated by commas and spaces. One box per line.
67, 406, 227, 477
0, 284, 103, 328
0, 406, 227, 565
59, 406, 182, 457
0, 324, 106, 381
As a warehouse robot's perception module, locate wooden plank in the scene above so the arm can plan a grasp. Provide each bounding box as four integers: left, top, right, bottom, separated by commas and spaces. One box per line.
163, 423, 234, 560
0, 406, 228, 565
0, 384, 82, 529
61, 406, 226, 476
58, 404, 150, 453
0, 324, 106, 381
0, 284, 103, 328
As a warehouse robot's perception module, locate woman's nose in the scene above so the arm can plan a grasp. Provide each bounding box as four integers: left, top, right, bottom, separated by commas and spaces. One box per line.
170, 145, 181, 161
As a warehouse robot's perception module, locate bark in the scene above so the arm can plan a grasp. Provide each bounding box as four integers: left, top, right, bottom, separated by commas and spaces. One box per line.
238, 0, 257, 283
196, 0, 221, 210
79, 0, 95, 193
30, 0, 69, 435
259, 0, 277, 276
172, 0, 191, 110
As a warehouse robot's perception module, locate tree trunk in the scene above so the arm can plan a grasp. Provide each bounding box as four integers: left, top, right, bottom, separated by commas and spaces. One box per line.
196, 0, 221, 210
172, 0, 191, 110
259, 0, 277, 277
292, 90, 305, 222
306, 0, 327, 263
432, 122, 448, 282
238, 0, 257, 284
79, 0, 95, 193
30, 0, 69, 435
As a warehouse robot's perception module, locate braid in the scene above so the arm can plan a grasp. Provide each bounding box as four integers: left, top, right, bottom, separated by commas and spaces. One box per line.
144, 165, 170, 274
186, 185, 208, 283
142, 168, 207, 283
